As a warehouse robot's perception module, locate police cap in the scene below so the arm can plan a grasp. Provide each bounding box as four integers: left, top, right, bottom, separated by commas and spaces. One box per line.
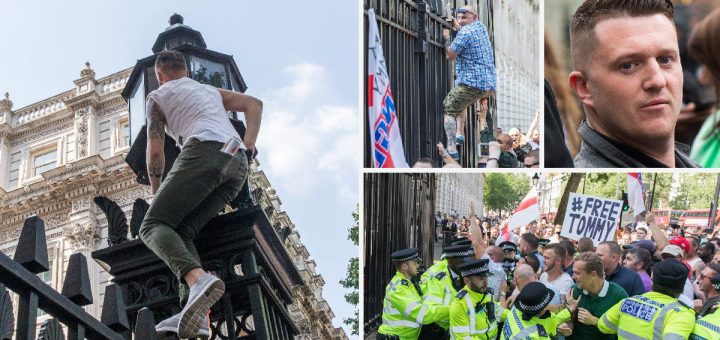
458, 258, 493, 277
391, 248, 420, 262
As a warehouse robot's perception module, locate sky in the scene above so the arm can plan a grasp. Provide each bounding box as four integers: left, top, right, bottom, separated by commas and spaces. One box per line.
0, 1, 359, 336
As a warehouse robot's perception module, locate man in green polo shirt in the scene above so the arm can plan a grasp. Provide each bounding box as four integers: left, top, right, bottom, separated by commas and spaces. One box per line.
565, 252, 627, 339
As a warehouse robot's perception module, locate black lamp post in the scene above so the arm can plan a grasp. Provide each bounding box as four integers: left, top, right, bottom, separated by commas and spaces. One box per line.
121, 14, 249, 183
532, 173, 540, 187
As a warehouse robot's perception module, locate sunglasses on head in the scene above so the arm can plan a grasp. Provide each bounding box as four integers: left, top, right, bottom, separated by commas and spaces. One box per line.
456, 8, 472, 14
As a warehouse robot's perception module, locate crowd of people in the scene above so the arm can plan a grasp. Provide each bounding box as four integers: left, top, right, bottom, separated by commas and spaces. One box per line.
379, 207, 720, 339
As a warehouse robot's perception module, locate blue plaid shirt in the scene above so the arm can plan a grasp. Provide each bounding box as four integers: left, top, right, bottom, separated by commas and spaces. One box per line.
449, 20, 496, 91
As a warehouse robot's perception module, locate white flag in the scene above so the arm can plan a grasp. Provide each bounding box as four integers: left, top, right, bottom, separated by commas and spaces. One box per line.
367, 9, 409, 168
627, 173, 645, 216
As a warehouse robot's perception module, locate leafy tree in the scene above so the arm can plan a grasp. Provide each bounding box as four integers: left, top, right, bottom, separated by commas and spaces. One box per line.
484, 174, 531, 214
555, 173, 582, 225
339, 205, 359, 335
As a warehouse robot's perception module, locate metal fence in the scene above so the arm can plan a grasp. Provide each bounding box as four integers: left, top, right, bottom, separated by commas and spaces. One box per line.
362, 173, 436, 336
364, 0, 498, 168
0, 216, 157, 340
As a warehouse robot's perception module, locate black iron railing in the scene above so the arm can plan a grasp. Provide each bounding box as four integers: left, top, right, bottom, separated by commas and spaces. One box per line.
0, 216, 157, 340
363, 173, 436, 335
364, 0, 497, 168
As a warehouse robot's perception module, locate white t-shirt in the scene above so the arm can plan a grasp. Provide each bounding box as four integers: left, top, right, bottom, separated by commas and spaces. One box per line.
539, 272, 574, 295
687, 257, 702, 269
146, 77, 244, 150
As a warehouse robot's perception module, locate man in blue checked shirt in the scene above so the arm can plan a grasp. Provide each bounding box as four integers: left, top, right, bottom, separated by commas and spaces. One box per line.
441, 5, 497, 161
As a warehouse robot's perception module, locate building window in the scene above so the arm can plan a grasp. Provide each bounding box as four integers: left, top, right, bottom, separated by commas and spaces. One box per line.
66, 133, 76, 162
117, 119, 130, 149
7, 151, 21, 189
32, 148, 57, 177
99, 120, 111, 158
37, 249, 54, 316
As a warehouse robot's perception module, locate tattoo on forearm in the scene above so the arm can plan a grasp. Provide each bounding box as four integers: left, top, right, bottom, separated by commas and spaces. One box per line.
149, 166, 163, 178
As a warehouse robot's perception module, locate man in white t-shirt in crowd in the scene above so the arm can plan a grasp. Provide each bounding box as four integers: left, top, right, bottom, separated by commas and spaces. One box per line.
540, 243, 574, 295
139, 50, 263, 338
685, 235, 702, 269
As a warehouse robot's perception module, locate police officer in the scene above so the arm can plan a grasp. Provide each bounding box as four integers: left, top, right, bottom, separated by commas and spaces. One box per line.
378, 248, 450, 340
691, 266, 720, 339
449, 258, 508, 339
419, 245, 474, 338
500, 281, 572, 339
499, 241, 518, 283
597, 258, 696, 339
692, 307, 720, 339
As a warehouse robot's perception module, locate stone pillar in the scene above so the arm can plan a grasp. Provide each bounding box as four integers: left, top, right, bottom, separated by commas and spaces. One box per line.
86, 106, 98, 156
0, 93, 12, 190
0, 132, 10, 190
74, 108, 89, 159
65, 192, 100, 317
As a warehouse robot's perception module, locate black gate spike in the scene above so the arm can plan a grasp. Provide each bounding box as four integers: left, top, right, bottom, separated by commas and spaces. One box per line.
37, 318, 64, 340
134, 308, 158, 340
13, 216, 49, 274
61, 253, 93, 306
0, 284, 13, 340
100, 284, 129, 332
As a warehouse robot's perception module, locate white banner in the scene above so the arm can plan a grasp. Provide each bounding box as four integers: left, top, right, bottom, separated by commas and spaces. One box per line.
367, 9, 409, 168
561, 193, 622, 246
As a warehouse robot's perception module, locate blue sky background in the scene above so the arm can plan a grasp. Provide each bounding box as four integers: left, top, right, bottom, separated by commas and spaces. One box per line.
0, 1, 359, 336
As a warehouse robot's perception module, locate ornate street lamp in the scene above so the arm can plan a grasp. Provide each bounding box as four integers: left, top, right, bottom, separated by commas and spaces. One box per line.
121, 13, 249, 184
532, 173, 540, 187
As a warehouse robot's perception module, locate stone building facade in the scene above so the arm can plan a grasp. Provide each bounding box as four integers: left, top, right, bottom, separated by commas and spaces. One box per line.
435, 174, 485, 219
0, 63, 346, 339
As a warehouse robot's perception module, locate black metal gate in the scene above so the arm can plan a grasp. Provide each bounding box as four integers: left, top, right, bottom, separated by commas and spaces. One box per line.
362, 173, 436, 335
364, 0, 497, 168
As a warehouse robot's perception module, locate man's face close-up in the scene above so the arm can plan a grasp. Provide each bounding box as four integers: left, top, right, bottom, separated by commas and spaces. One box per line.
457, 11, 476, 27
581, 14, 682, 148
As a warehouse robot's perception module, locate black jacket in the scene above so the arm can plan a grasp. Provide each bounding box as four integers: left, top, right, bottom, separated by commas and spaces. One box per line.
574, 120, 699, 168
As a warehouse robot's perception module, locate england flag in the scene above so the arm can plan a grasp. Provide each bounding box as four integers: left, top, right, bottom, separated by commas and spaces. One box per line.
627, 173, 645, 216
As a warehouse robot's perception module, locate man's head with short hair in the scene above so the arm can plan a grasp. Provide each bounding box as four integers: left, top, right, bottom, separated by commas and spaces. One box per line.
486, 245, 504, 263
513, 263, 537, 289
496, 134, 513, 152
597, 241, 622, 275
577, 237, 595, 253
573, 252, 605, 291
559, 239, 576, 261
699, 263, 720, 296
542, 243, 564, 274
567, 0, 681, 163
155, 50, 188, 84
412, 157, 436, 168
456, 5, 478, 26
519, 233, 539, 256
623, 247, 652, 273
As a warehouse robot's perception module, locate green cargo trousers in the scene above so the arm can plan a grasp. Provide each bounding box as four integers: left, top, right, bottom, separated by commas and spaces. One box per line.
139, 138, 248, 297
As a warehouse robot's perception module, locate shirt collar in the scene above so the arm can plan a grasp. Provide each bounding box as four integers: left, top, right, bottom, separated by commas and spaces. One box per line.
583, 280, 609, 297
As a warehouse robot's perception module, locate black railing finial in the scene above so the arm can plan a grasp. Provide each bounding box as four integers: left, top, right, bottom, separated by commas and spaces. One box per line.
14, 216, 49, 274
134, 308, 158, 340
100, 284, 129, 333
61, 253, 93, 306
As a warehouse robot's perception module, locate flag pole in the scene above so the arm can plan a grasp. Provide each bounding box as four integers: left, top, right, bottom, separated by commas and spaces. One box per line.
649, 173, 657, 212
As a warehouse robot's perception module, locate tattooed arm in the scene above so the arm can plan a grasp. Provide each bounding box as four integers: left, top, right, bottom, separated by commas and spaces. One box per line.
146, 96, 166, 194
